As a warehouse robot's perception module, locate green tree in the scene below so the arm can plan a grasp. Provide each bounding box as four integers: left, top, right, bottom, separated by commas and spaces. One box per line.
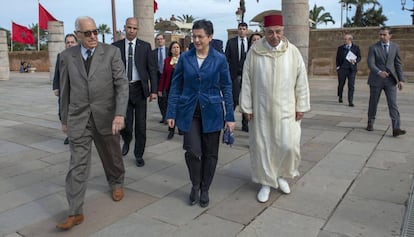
98, 24, 111, 43
309, 4, 335, 29
361, 6, 388, 26
176, 14, 197, 23
342, 0, 380, 26
29, 23, 48, 51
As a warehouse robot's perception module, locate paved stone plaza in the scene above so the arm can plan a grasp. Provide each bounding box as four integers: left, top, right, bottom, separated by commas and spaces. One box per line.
0, 72, 413, 237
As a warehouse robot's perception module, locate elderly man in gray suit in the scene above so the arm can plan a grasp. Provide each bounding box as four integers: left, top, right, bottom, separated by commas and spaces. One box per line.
366, 26, 406, 137
57, 16, 129, 230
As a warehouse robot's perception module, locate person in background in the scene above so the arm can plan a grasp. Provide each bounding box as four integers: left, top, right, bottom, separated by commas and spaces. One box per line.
153, 33, 168, 124
248, 32, 262, 49
335, 33, 361, 107
366, 26, 406, 137
240, 14, 310, 203
52, 33, 78, 145
56, 16, 128, 230
189, 38, 224, 53
225, 22, 249, 132
112, 17, 158, 167
158, 41, 182, 140
166, 19, 235, 208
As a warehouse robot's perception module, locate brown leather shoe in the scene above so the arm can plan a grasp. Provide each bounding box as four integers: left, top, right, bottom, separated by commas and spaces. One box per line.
56, 214, 84, 230
366, 124, 373, 131
112, 188, 124, 201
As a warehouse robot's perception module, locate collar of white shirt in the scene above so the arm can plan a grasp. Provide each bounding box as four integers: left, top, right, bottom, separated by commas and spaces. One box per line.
265, 40, 283, 51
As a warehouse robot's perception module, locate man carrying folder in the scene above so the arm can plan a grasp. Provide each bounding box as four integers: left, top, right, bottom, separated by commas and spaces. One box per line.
336, 33, 361, 107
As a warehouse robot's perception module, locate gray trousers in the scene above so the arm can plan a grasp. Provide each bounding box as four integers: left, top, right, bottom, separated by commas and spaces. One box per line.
66, 115, 125, 215
368, 77, 400, 129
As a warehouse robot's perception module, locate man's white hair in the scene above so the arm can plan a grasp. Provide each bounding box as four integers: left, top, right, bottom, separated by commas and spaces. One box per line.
75, 16, 96, 31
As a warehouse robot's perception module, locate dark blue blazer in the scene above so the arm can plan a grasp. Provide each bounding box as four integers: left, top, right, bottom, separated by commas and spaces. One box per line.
166, 47, 234, 133
336, 44, 361, 71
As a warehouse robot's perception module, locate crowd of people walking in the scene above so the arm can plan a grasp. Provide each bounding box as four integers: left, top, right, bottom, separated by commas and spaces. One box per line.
51, 13, 406, 231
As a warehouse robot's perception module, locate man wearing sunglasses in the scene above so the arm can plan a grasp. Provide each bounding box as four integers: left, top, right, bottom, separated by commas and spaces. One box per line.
56, 16, 129, 231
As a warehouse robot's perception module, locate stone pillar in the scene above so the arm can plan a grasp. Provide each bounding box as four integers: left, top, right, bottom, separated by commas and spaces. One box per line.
133, 0, 155, 48
48, 21, 65, 82
0, 30, 10, 80
282, 0, 309, 69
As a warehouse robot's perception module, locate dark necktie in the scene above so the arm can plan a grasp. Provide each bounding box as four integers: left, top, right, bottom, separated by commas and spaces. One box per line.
85, 49, 92, 75
158, 47, 164, 72
240, 38, 246, 62
127, 42, 133, 81
383, 44, 388, 58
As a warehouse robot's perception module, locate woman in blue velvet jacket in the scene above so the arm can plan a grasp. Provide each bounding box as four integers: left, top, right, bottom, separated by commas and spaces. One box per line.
166, 19, 235, 208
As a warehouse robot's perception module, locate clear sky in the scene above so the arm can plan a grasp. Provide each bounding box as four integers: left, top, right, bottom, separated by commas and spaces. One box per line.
0, 0, 412, 45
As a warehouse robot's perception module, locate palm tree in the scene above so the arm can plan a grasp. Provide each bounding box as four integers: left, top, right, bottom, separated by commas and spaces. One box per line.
342, 0, 380, 27
98, 24, 111, 43
309, 4, 335, 29
361, 6, 388, 26
176, 14, 197, 23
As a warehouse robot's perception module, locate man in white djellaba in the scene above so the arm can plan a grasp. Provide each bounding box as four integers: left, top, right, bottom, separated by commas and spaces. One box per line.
239, 14, 310, 203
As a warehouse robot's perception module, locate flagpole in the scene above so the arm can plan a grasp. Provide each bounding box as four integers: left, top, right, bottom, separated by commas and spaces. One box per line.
37, 0, 40, 51
111, 0, 117, 42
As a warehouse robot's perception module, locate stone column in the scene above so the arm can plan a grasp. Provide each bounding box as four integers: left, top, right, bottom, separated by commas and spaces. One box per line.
0, 30, 10, 80
48, 21, 65, 82
282, 0, 309, 69
133, 0, 155, 48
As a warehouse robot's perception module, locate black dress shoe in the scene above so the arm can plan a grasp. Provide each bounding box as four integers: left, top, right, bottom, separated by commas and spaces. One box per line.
189, 187, 200, 205
122, 143, 129, 156
366, 124, 373, 131
393, 128, 406, 137
199, 191, 209, 208
167, 130, 174, 140
339, 97, 343, 103
63, 137, 69, 145
159, 119, 165, 124
135, 157, 145, 167
349, 103, 354, 107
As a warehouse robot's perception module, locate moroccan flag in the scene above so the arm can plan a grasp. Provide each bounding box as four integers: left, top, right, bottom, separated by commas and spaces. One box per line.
154, 0, 158, 13
39, 3, 58, 30
12, 22, 35, 45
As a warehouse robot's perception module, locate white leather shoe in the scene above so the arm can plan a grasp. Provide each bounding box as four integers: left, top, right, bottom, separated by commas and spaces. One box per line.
277, 178, 291, 194
257, 185, 271, 203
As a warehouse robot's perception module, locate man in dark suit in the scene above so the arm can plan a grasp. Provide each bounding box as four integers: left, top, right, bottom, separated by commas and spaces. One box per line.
113, 17, 158, 167
153, 33, 168, 123
366, 26, 406, 137
335, 33, 361, 107
56, 16, 129, 230
188, 38, 224, 53
225, 22, 249, 132
52, 33, 78, 145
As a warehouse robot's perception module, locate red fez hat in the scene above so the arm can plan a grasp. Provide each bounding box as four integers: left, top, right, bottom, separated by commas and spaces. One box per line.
263, 14, 283, 27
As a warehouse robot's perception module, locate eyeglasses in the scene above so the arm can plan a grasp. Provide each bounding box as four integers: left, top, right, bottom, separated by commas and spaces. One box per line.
77, 29, 99, 37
